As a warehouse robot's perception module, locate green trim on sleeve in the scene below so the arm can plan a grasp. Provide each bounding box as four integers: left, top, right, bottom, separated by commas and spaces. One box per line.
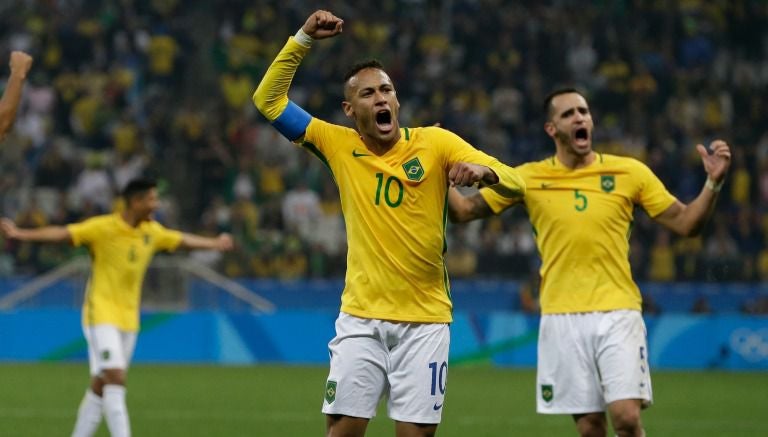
301, 141, 335, 182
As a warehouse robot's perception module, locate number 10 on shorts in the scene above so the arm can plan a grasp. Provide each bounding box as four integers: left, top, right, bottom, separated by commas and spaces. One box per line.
429, 361, 447, 395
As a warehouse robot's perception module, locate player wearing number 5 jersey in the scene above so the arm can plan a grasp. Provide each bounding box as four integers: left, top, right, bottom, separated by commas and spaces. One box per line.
253, 9, 525, 437
448, 88, 732, 437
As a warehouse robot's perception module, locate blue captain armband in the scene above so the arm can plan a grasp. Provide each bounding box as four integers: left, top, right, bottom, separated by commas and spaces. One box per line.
272, 101, 312, 141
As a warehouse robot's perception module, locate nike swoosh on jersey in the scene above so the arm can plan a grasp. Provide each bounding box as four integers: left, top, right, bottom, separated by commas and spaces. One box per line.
352, 150, 371, 157
432, 403, 443, 411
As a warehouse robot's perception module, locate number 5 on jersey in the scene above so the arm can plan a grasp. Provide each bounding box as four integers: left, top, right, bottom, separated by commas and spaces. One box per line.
574, 189, 588, 211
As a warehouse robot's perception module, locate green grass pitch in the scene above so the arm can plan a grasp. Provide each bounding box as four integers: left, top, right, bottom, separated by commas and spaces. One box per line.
1, 363, 766, 436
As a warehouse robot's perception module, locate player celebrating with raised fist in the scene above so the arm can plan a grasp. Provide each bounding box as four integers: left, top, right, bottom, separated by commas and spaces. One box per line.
253, 9, 525, 437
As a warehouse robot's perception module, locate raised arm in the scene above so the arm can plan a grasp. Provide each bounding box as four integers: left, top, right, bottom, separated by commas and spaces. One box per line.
447, 188, 495, 223
252, 10, 343, 141
653, 139, 731, 237
179, 232, 234, 251
0, 217, 71, 243
0, 51, 33, 141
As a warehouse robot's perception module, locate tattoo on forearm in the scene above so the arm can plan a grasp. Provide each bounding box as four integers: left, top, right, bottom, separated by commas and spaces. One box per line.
470, 194, 492, 220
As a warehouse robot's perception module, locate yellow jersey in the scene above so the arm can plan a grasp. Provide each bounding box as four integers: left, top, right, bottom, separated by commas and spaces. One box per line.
67, 213, 183, 331
253, 37, 526, 323
305, 120, 524, 322
481, 154, 677, 314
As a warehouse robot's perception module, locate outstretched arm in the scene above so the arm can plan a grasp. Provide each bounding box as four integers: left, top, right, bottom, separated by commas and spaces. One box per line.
252, 10, 343, 141
0, 51, 33, 141
653, 139, 731, 237
447, 188, 495, 223
448, 162, 526, 200
179, 232, 234, 251
0, 217, 71, 243
448, 162, 500, 187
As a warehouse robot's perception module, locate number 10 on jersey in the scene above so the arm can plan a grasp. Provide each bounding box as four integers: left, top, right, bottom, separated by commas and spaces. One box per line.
375, 173, 404, 207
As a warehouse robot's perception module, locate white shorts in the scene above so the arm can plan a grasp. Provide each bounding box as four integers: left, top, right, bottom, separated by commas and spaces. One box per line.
321, 312, 450, 424
83, 324, 137, 377
536, 310, 652, 414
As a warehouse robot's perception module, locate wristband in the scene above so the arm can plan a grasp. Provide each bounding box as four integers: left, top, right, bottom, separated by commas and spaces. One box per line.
294, 28, 314, 48
704, 178, 724, 193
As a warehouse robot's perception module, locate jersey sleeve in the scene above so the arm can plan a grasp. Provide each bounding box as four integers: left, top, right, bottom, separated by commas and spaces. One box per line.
479, 184, 523, 214
633, 159, 678, 217
66, 217, 103, 247
302, 117, 350, 162
252, 37, 313, 142
433, 127, 526, 199
150, 222, 183, 252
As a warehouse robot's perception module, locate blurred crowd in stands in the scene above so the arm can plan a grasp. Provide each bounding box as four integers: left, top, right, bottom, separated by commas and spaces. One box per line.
1, 0, 767, 290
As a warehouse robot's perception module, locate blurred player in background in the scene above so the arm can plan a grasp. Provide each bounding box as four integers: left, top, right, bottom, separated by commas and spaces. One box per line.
0, 51, 33, 141
1, 178, 233, 437
448, 88, 731, 437
253, 9, 525, 437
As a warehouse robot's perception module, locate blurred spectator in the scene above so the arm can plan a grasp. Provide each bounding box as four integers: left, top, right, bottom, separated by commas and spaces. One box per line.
275, 234, 308, 280
756, 239, 768, 282
73, 152, 113, 213
703, 221, 741, 281
9, 198, 48, 273
729, 154, 751, 208
674, 235, 703, 281
34, 142, 75, 188
0, 0, 766, 290
445, 227, 477, 278
147, 29, 180, 87
648, 229, 676, 282
281, 178, 321, 242
704, 221, 739, 259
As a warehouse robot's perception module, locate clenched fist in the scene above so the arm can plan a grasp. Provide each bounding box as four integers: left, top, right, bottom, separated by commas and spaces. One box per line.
302, 10, 344, 40
9, 51, 33, 79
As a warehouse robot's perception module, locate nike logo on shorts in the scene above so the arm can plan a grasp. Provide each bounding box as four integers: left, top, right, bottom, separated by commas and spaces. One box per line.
432, 402, 443, 411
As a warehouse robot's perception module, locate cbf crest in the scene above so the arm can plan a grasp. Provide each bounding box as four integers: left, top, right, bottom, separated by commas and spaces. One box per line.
600, 175, 615, 193
325, 380, 337, 404
541, 384, 553, 402
402, 157, 425, 182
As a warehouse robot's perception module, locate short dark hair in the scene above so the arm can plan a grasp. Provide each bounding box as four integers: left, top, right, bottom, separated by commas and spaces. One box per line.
343, 59, 385, 84
543, 87, 585, 120
121, 178, 157, 203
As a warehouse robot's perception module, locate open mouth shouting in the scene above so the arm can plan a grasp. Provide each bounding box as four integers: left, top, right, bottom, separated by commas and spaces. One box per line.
573, 127, 590, 149
375, 109, 394, 134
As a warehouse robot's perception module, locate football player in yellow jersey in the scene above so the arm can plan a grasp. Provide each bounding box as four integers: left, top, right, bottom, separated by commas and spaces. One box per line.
1, 178, 233, 437
448, 88, 731, 437
252, 10, 525, 437
0, 51, 33, 141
